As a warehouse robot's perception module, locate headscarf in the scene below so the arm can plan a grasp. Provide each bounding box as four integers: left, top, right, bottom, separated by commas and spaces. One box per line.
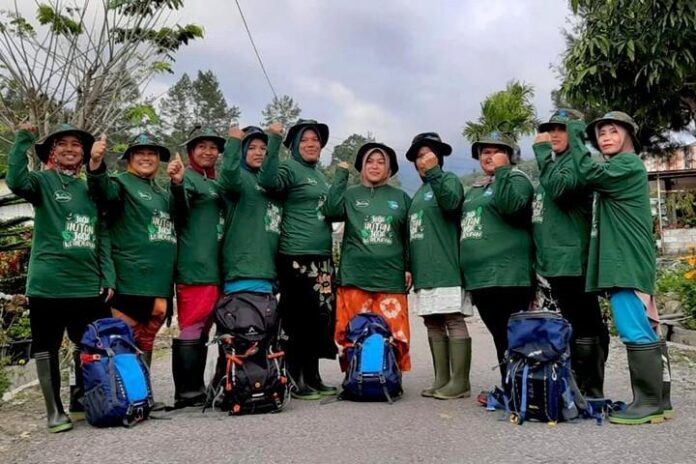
594, 122, 633, 155
188, 149, 217, 179
290, 127, 322, 167
241, 133, 267, 172
360, 148, 391, 187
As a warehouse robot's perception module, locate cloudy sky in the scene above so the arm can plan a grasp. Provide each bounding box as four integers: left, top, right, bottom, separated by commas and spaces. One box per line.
147, 0, 573, 189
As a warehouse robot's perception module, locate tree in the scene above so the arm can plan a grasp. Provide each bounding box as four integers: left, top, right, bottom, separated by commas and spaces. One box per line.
158, 73, 195, 146
322, 133, 373, 186
261, 95, 302, 127
559, 0, 696, 150
191, 70, 241, 133
462, 81, 539, 143
0, 1, 203, 150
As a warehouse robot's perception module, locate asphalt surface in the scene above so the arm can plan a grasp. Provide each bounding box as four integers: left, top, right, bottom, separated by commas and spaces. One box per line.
3, 313, 696, 464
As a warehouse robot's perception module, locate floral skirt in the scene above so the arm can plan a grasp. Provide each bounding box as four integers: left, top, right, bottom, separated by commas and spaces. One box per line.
277, 254, 338, 360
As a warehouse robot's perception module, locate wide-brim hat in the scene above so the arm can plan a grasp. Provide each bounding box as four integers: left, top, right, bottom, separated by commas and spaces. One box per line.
354, 142, 399, 176
405, 132, 452, 162
182, 126, 225, 153
283, 119, 329, 148
34, 124, 95, 164
471, 131, 518, 161
538, 108, 585, 133
242, 126, 269, 146
586, 111, 641, 153
122, 133, 171, 162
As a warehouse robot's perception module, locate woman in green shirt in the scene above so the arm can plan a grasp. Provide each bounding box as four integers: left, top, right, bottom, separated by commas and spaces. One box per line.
7, 123, 113, 433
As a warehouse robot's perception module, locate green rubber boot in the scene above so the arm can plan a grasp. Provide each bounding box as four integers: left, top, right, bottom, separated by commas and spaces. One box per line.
35, 352, 73, 433
609, 342, 664, 425
660, 340, 673, 420
433, 338, 471, 400
421, 336, 449, 398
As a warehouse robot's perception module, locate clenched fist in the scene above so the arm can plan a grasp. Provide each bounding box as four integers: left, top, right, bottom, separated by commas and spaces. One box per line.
337, 161, 351, 170
416, 151, 439, 173
228, 126, 245, 140
535, 132, 552, 145
491, 152, 511, 169
90, 134, 108, 170
168, 152, 185, 184
18, 122, 38, 135
267, 122, 284, 136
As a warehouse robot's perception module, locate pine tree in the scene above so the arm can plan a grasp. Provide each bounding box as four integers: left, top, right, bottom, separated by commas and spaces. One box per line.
192, 70, 240, 133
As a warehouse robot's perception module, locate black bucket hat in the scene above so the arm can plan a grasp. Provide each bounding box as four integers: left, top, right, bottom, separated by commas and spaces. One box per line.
283, 119, 329, 148
538, 108, 585, 133
182, 126, 225, 153
405, 132, 452, 162
34, 123, 95, 164
122, 133, 171, 162
586, 111, 641, 153
354, 142, 399, 176
242, 126, 269, 145
471, 131, 521, 164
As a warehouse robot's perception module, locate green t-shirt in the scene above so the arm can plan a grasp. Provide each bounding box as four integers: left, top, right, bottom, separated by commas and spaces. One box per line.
532, 142, 593, 277
258, 148, 332, 256
457, 166, 534, 290
88, 169, 183, 297
219, 134, 282, 282
408, 166, 463, 290
7, 130, 114, 298
324, 168, 411, 293
567, 120, 656, 294
175, 168, 224, 285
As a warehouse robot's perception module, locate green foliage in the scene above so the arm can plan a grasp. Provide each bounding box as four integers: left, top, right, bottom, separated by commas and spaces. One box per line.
261, 95, 302, 128
463, 81, 539, 143
665, 191, 696, 228
321, 133, 373, 186
560, 0, 696, 150
36, 4, 83, 35
657, 263, 696, 320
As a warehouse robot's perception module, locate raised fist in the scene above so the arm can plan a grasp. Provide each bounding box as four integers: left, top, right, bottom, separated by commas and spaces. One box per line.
168, 152, 185, 184
89, 134, 108, 170
416, 151, 439, 173
228, 126, 244, 140
337, 161, 351, 170
267, 122, 284, 136
491, 152, 511, 169
18, 122, 38, 135
535, 132, 552, 145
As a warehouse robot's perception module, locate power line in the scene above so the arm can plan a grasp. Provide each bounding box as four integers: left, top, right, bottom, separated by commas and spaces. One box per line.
234, 0, 278, 100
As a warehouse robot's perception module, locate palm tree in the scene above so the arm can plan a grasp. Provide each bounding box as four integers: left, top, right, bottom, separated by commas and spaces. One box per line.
463, 81, 539, 143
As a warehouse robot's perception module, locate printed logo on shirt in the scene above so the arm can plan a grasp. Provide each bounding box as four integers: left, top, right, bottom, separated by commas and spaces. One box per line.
147, 210, 176, 244
590, 193, 599, 237
137, 190, 152, 201
208, 186, 219, 199
306, 177, 318, 186
265, 202, 282, 234
355, 199, 370, 208
53, 190, 72, 203
387, 200, 400, 210
483, 189, 494, 197
216, 213, 225, 241
62, 213, 96, 249
316, 194, 326, 220
424, 191, 434, 201
409, 210, 425, 241
532, 191, 544, 224
460, 207, 483, 240
360, 215, 394, 245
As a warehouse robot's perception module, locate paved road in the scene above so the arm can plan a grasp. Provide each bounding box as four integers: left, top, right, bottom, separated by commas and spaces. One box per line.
3, 313, 696, 464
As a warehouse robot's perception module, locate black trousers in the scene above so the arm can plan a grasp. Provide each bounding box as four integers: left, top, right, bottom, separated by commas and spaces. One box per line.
28, 295, 109, 354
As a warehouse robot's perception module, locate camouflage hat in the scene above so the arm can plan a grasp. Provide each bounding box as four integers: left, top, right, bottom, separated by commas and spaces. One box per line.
354, 142, 399, 176
283, 119, 329, 148
586, 111, 641, 152
405, 132, 452, 161
122, 133, 171, 161
471, 131, 520, 164
34, 123, 95, 164
182, 126, 225, 153
538, 108, 585, 133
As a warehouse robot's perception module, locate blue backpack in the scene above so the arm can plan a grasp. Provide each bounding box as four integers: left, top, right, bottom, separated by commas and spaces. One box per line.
80, 318, 154, 427
340, 313, 402, 403
502, 311, 582, 425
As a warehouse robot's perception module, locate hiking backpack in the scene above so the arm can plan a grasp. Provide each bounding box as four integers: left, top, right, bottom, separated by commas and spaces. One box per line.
80, 318, 153, 427
340, 313, 402, 403
204, 293, 289, 415
503, 311, 582, 425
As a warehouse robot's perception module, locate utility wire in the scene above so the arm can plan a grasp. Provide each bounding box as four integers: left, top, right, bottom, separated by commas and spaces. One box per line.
234, 0, 278, 100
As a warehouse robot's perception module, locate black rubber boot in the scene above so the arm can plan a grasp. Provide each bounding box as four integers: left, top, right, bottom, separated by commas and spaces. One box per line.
68, 345, 85, 421
609, 341, 664, 425
288, 352, 320, 400
35, 351, 73, 433
660, 340, 673, 419
172, 338, 208, 408
573, 337, 606, 399
422, 336, 449, 398
304, 355, 337, 396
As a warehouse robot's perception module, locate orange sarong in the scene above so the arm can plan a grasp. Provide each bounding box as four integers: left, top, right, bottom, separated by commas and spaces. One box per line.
335, 287, 411, 372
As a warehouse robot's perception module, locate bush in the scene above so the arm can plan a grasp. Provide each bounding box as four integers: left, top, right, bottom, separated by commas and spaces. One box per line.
656, 259, 696, 320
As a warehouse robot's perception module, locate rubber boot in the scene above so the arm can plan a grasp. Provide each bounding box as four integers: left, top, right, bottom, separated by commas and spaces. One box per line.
573, 337, 606, 399
304, 355, 337, 396
68, 346, 85, 421
433, 338, 472, 400
660, 340, 673, 419
172, 338, 207, 408
421, 336, 450, 398
288, 352, 320, 400
35, 352, 73, 433
609, 341, 664, 425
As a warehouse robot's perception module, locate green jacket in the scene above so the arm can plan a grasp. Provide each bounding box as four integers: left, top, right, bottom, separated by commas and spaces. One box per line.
258, 147, 332, 256
7, 130, 114, 298
323, 168, 411, 293
408, 166, 463, 290
455, 166, 534, 290
219, 135, 283, 282
567, 121, 656, 294
88, 168, 184, 297
532, 142, 593, 277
